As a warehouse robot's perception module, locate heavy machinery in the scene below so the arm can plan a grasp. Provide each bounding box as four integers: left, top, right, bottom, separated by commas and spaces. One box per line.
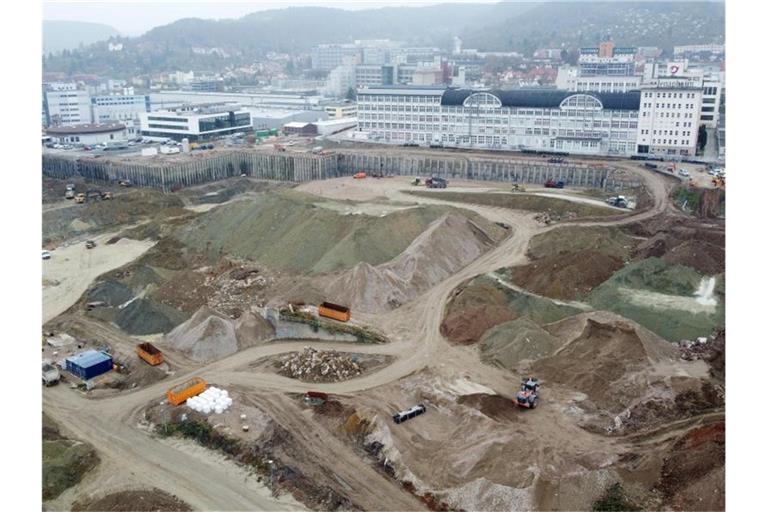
425, 176, 448, 189
101, 191, 113, 200
605, 195, 629, 208
42, 362, 60, 386
74, 193, 86, 204
511, 183, 527, 192
392, 404, 427, 424
85, 240, 96, 249
353, 171, 367, 179
544, 179, 565, 189
411, 178, 421, 186
712, 176, 725, 188
515, 377, 540, 409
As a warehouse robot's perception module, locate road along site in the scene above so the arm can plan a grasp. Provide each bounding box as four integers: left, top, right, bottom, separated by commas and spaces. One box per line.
42, 148, 724, 511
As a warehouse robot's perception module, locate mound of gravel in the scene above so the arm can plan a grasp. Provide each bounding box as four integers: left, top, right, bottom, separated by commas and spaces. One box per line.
88, 281, 134, 307
279, 347, 363, 382
479, 317, 563, 370
235, 311, 275, 347
115, 298, 187, 335
165, 306, 238, 362
328, 214, 498, 313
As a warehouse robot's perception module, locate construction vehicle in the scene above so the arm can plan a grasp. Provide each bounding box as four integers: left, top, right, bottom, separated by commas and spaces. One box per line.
85, 240, 96, 249
136, 342, 164, 366
605, 195, 629, 208
393, 404, 426, 424
425, 176, 448, 189
511, 183, 527, 192
544, 179, 565, 189
712, 176, 725, 188
304, 391, 328, 406
75, 193, 86, 204
318, 301, 351, 322
644, 162, 659, 170
166, 377, 207, 406
101, 191, 113, 200
353, 171, 367, 179
42, 362, 61, 386
515, 377, 540, 409
118, 179, 132, 187
86, 189, 103, 201
65, 189, 75, 199
411, 178, 421, 186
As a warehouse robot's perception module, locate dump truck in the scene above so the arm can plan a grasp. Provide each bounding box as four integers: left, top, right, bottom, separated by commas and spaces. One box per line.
515, 377, 540, 409
65, 189, 75, 200
101, 191, 113, 200
136, 342, 164, 366
393, 404, 426, 424
167, 377, 207, 406
75, 193, 86, 204
318, 301, 351, 322
544, 179, 565, 189
42, 362, 60, 386
425, 176, 448, 189
511, 183, 526, 192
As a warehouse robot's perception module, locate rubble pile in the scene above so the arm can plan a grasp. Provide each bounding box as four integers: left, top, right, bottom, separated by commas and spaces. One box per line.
533, 210, 577, 225
207, 265, 274, 315
279, 347, 363, 383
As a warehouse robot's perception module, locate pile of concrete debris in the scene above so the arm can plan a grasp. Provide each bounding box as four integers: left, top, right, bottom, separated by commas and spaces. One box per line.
207, 265, 274, 315
533, 210, 576, 225
279, 347, 363, 383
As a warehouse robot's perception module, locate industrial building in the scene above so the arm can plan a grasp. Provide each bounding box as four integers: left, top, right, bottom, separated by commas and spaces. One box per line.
45, 123, 128, 145
65, 350, 113, 381
356, 86, 645, 156
282, 121, 318, 137
43, 87, 93, 127
139, 108, 252, 141
324, 102, 357, 119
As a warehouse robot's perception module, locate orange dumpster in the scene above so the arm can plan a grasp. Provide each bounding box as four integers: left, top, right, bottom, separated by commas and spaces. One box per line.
136, 342, 164, 366
318, 302, 351, 322
166, 377, 207, 406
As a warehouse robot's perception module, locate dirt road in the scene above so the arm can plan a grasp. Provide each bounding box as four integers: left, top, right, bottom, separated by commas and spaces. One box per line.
43, 161, 677, 509
42, 234, 155, 323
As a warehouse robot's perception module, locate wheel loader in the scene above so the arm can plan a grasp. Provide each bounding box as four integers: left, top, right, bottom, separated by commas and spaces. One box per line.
515, 377, 540, 409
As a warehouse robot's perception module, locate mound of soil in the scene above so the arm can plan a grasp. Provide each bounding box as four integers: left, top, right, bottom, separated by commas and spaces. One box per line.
88, 280, 134, 306
656, 422, 725, 510
618, 382, 724, 433
151, 269, 215, 313
234, 311, 275, 346
479, 317, 563, 370
442, 305, 515, 345
42, 414, 100, 501
165, 306, 238, 362
72, 489, 192, 511
115, 298, 188, 335
511, 250, 624, 301
527, 226, 635, 261
661, 239, 725, 276
328, 214, 499, 313
533, 318, 677, 410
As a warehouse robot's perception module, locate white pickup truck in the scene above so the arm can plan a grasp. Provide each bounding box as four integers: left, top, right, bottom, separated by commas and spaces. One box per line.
42, 362, 60, 386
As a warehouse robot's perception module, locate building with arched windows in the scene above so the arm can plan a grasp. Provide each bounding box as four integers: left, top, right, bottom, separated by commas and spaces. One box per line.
356, 86, 645, 156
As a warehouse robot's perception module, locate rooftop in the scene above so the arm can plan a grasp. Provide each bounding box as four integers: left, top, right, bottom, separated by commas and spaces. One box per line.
440, 89, 642, 110
66, 350, 111, 367
46, 123, 126, 135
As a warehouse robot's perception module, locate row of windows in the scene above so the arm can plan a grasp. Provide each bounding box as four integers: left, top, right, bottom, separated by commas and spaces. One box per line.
644, 91, 698, 99
359, 122, 634, 140
148, 116, 187, 123
358, 113, 637, 128
147, 123, 188, 131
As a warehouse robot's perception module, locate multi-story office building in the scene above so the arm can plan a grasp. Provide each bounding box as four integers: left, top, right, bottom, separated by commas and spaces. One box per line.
644, 60, 722, 128
578, 43, 637, 76
356, 65, 395, 87
636, 78, 702, 156
356, 86, 641, 156
324, 102, 357, 119
91, 94, 150, 136
139, 108, 252, 141
555, 67, 641, 93
43, 88, 93, 127
311, 44, 361, 71
325, 65, 357, 98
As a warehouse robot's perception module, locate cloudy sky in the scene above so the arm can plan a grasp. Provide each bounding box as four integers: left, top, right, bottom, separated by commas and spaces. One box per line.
43, 0, 498, 36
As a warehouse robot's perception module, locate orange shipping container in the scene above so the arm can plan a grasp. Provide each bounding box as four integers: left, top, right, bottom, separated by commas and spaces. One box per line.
136, 342, 164, 366
166, 377, 207, 406
318, 302, 351, 322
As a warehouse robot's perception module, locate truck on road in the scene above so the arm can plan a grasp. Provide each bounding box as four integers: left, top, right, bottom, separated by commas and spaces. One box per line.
43, 362, 61, 386
544, 179, 565, 189
425, 176, 448, 189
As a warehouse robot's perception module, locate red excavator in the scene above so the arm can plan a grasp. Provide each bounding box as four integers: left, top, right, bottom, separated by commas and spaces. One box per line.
515, 377, 540, 409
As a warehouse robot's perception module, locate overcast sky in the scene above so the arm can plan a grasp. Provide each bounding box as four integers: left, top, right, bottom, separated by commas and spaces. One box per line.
43, 0, 499, 36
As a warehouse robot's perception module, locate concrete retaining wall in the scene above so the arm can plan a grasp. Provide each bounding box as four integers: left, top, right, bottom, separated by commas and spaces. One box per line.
42, 150, 640, 191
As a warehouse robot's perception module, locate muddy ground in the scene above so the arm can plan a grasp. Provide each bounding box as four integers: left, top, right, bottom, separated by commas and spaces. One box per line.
71, 489, 192, 512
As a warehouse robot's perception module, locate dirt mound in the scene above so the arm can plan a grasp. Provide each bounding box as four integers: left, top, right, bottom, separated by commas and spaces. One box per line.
88, 280, 134, 306
115, 298, 188, 335
327, 214, 499, 313
165, 306, 238, 362
234, 311, 275, 346
442, 305, 515, 344
151, 268, 215, 313
176, 191, 502, 274
479, 317, 563, 370
511, 250, 624, 301
527, 226, 635, 261
72, 489, 192, 511
533, 318, 676, 410
42, 414, 100, 501
681, 328, 725, 381
656, 422, 725, 510
457, 393, 521, 422
661, 239, 724, 275
279, 347, 363, 382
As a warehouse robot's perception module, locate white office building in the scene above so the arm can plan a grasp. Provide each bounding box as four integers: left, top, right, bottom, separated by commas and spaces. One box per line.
46, 123, 128, 145
325, 66, 357, 98
91, 94, 150, 136
44, 88, 93, 127
644, 60, 722, 128
139, 108, 252, 141
555, 66, 642, 93
636, 78, 702, 157
356, 86, 641, 156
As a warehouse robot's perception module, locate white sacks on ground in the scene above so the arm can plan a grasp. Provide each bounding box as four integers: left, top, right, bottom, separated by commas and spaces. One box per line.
184, 386, 233, 414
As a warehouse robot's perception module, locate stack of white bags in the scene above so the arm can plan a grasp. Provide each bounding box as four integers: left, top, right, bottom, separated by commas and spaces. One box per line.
186, 387, 233, 414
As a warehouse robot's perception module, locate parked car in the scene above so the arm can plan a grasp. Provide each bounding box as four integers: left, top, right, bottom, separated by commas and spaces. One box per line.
678, 169, 690, 177
85, 240, 96, 249
42, 250, 52, 260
